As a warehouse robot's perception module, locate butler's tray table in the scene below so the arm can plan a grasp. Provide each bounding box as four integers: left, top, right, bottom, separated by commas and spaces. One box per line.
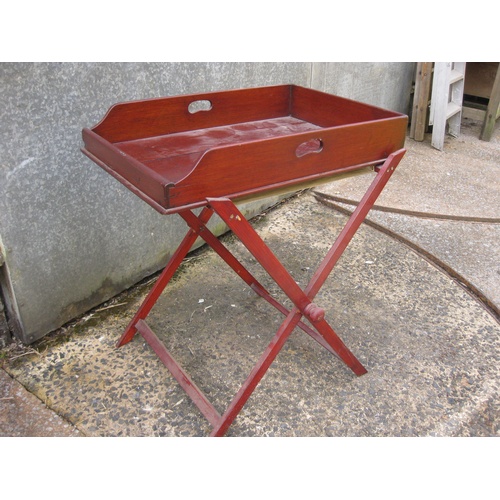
81, 84, 407, 436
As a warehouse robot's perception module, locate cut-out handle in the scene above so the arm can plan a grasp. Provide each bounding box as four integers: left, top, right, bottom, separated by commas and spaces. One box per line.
295, 138, 323, 158
188, 99, 213, 114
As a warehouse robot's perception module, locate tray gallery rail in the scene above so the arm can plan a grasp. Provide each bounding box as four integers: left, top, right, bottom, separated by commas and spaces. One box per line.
82, 84, 407, 436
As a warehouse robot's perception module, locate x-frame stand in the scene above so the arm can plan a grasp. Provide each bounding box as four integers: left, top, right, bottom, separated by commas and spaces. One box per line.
117, 149, 406, 436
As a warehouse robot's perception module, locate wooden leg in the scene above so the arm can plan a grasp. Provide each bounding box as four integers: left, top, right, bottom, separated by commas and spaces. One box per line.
117, 149, 406, 437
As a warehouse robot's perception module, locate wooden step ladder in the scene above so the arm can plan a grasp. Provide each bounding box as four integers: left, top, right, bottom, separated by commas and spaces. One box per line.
429, 62, 466, 150
410, 62, 433, 142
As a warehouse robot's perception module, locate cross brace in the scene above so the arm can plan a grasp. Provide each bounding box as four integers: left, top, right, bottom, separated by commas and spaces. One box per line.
117, 149, 406, 436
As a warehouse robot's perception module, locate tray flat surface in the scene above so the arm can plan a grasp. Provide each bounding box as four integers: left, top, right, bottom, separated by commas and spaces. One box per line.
114, 116, 322, 185
82, 85, 408, 213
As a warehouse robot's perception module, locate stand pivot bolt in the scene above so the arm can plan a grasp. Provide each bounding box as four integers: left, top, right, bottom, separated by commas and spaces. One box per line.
304, 303, 325, 322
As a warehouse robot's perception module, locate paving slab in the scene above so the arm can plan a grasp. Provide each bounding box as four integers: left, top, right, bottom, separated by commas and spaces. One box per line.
2, 192, 499, 437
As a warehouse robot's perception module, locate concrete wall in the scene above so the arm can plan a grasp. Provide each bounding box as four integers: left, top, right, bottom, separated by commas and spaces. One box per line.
0, 62, 415, 344
312, 62, 415, 114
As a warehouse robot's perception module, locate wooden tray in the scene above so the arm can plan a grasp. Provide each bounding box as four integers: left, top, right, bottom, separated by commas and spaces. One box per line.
82, 84, 407, 214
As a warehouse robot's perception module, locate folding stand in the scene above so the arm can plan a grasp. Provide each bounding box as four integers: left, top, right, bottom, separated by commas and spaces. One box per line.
81, 85, 408, 436
116, 149, 405, 436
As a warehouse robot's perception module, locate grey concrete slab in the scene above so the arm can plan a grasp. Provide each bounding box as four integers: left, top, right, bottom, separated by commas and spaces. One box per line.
311, 62, 415, 115
2, 192, 499, 437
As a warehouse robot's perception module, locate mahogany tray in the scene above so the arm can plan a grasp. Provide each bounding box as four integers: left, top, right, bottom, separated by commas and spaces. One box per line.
82, 84, 407, 214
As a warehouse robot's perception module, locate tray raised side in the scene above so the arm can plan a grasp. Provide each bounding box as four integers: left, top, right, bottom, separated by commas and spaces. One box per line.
82, 85, 408, 213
